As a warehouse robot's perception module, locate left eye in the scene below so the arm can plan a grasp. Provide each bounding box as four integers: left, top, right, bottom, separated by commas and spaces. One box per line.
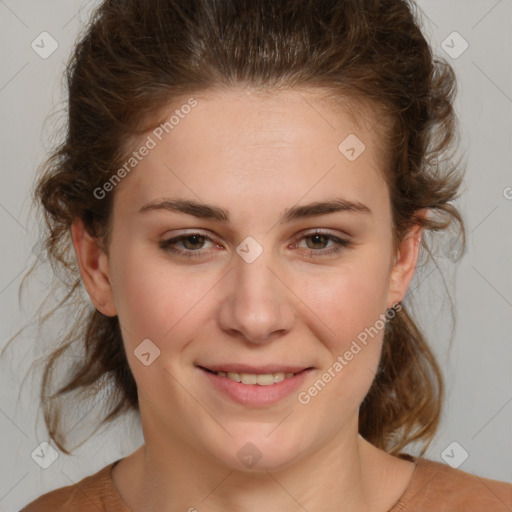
296, 232, 341, 250
159, 231, 350, 259
292, 231, 351, 258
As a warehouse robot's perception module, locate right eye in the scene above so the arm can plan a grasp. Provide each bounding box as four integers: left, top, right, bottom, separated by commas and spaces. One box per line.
159, 232, 222, 259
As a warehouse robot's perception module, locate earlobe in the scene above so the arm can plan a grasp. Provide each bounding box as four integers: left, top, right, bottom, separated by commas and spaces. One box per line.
386, 223, 423, 309
71, 218, 117, 317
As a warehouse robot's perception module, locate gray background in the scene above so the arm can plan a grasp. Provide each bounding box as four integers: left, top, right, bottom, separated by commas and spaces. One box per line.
1, 0, 511, 510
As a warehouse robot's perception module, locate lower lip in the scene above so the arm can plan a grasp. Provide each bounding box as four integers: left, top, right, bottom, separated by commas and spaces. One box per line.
199, 367, 313, 406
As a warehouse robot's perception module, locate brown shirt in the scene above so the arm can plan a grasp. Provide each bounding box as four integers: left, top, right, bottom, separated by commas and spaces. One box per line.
20, 454, 512, 511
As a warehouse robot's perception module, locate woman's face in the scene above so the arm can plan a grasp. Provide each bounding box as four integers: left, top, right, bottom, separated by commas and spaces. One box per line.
77, 88, 421, 471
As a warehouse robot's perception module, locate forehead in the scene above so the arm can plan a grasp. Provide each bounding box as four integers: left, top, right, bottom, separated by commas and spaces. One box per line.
164, 86, 384, 150
114, 87, 391, 212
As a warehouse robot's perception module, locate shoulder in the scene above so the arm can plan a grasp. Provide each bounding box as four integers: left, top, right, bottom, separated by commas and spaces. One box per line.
20, 460, 127, 512
399, 455, 512, 511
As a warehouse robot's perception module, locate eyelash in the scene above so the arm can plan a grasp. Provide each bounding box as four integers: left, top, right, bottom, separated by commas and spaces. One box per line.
159, 230, 351, 260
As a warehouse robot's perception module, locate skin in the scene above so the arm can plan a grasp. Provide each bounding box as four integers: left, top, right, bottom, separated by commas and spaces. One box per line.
72, 87, 423, 512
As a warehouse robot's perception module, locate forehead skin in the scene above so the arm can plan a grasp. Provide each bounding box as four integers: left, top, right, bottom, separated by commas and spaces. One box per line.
110, 87, 392, 250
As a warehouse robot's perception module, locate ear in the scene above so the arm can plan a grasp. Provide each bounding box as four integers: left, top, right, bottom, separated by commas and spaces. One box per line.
386, 218, 425, 309
71, 218, 117, 317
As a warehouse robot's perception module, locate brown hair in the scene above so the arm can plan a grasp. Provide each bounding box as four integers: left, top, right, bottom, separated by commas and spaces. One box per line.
4, 0, 466, 456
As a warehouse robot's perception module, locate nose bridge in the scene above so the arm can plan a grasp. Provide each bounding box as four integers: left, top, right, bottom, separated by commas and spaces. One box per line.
235, 252, 276, 304
218, 245, 295, 343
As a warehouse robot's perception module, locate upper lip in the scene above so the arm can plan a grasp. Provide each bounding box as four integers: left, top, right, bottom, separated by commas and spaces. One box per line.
197, 364, 311, 374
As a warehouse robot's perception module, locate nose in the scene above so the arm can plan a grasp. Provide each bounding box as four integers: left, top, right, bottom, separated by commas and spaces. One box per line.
218, 250, 296, 344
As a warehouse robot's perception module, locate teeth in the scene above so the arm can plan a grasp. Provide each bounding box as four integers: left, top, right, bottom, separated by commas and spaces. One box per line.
215, 371, 296, 385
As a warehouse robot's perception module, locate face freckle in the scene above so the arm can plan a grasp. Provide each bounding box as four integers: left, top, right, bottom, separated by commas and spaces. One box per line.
103, 87, 412, 471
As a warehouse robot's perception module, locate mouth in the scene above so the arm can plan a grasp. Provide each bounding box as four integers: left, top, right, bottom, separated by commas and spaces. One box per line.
195, 363, 315, 407
197, 364, 313, 406
198, 366, 308, 386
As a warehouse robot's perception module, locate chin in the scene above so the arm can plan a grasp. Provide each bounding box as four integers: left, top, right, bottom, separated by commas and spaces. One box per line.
208, 424, 309, 472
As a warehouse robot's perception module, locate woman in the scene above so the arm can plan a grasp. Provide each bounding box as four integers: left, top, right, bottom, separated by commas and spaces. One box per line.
14, 0, 512, 510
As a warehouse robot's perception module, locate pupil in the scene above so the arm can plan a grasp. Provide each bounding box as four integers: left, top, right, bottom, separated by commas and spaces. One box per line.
309, 234, 326, 249
184, 235, 204, 249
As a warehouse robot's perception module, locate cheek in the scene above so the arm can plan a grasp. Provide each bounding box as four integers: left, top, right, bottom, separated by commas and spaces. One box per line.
110, 244, 222, 350
302, 252, 391, 341
291, 261, 392, 428
295, 249, 391, 400
109, 249, 214, 394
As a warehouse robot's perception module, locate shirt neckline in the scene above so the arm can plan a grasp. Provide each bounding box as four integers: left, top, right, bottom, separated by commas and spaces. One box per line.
386, 452, 421, 511
107, 452, 424, 511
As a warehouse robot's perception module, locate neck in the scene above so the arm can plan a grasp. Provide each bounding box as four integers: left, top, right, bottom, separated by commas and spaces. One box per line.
113, 408, 413, 512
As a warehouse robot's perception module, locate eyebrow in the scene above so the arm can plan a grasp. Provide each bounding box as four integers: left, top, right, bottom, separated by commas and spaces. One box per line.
138, 197, 372, 223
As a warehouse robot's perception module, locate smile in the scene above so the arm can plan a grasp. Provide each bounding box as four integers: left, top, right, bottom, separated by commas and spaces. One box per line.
205, 368, 298, 386
197, 365, 313, 406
